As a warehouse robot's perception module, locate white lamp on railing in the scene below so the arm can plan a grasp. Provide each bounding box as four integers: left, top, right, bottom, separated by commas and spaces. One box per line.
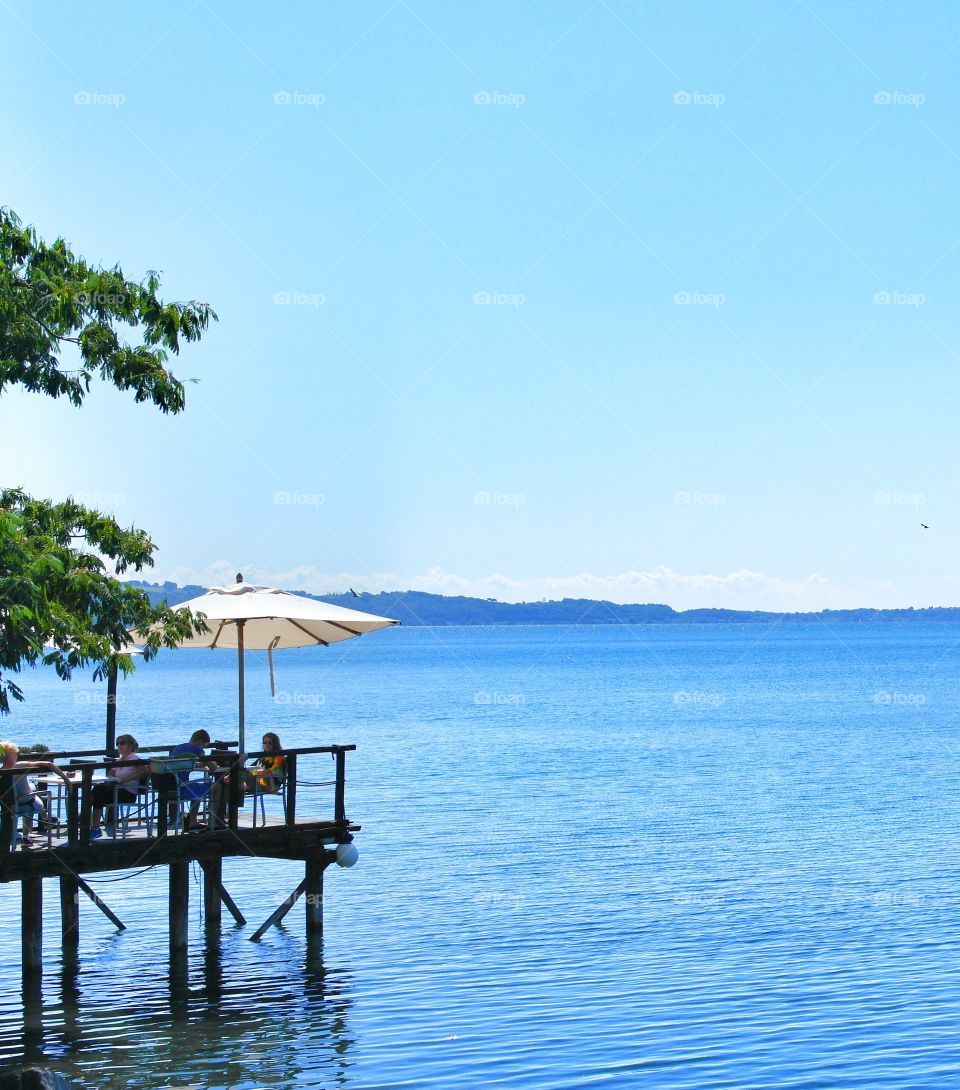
335, 841, 359, 868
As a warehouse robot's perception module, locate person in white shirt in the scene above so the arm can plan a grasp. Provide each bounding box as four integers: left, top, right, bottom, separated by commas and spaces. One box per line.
89, 734, 146, 840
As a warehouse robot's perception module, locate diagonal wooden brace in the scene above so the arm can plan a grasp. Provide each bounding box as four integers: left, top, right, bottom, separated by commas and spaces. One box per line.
250, 876, 308, 941
75, 875, 125, 931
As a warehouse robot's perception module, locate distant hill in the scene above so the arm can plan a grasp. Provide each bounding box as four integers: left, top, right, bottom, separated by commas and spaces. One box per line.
127, 581, 960, 626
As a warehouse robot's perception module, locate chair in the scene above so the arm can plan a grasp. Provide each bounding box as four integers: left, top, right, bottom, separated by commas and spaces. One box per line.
250, 768, 287, 828
149, 755, 212, 832
108, 781, 154, 840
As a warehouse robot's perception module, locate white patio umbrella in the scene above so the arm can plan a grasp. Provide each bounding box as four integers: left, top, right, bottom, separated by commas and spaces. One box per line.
135, 574, 399, 753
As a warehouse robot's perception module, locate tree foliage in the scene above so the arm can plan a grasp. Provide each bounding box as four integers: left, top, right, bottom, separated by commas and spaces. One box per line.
0, 207, 214, 410
0, 208, 216, 713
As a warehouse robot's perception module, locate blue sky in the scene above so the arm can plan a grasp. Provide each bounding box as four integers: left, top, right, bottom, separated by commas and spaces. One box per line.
3, 1, 960, 610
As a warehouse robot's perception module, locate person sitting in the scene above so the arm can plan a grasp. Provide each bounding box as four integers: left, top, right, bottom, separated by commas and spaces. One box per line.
88, 734, 147, 840
1, 741, 71, 848
244, 732, 285, 795
167, 729, 219, 830
206, 734, 283, 827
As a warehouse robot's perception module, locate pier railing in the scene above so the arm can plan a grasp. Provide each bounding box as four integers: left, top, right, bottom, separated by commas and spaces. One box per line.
0, 743, 356, 855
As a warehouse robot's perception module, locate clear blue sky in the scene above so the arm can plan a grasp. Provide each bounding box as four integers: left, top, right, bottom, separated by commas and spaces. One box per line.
3, 1, 960, 610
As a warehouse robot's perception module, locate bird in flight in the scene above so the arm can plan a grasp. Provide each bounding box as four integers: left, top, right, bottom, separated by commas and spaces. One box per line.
349, 587, 360, 597
921, 523, 929, 529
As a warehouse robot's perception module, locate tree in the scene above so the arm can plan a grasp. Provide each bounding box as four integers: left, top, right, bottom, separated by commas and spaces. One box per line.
0, 207, 217, 713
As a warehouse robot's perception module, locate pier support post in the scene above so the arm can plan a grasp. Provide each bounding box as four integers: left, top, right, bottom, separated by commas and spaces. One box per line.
169, 861, 189, 955
202, 858, 222, 936
22, 878, 42, 977
305, 858, 324, 937
60, 875, 80, 955
198, 860, 245, 927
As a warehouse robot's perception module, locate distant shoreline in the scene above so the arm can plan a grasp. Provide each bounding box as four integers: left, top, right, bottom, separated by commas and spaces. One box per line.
129, 581, 960, 627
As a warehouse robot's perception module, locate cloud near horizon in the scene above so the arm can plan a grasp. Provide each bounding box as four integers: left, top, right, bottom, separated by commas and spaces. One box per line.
162, 563, 847, 611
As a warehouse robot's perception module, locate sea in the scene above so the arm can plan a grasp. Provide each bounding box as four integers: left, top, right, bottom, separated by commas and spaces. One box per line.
0, 621, 959, 1089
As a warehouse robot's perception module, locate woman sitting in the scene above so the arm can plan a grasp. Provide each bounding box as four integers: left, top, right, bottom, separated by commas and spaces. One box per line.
89, 734, 146, 840
244, 732, 285, 795
1, 741, 70, 847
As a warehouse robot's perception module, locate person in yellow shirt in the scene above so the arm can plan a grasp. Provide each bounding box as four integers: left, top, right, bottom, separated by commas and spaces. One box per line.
245, 732, 285, 794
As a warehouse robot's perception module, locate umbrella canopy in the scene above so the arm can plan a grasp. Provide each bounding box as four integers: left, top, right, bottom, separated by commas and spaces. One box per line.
173, 579, 399, 650
135, 575, 399, 751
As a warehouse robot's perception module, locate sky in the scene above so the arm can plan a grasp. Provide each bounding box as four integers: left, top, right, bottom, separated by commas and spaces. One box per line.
3, 1, 960, 611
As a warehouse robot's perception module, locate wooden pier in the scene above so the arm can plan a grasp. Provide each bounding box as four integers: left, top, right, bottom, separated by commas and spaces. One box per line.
0, 744, 359, 977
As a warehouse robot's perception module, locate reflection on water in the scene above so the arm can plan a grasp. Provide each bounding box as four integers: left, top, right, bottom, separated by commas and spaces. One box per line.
7, 925, 355, 1089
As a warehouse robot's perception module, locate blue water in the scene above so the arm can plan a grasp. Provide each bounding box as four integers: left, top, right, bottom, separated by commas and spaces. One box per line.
2, 622, 960, 1088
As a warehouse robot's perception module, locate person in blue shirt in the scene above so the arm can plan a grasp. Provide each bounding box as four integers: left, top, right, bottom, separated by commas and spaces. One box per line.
161, 729, 219, 830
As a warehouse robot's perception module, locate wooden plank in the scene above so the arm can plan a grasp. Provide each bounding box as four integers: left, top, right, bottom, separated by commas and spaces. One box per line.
0, 822, 350, 882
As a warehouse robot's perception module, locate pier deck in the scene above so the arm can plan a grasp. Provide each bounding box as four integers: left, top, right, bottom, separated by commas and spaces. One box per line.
0, 743, 359, 967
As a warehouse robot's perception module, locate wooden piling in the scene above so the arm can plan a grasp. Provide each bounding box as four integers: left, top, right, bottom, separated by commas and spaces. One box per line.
169, 861, 189, 954
202, 858, 222, 935
59, 875, 79, 952
199, 861, 245, 926
21, 878, 42, 976
305, 858, 324, 936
